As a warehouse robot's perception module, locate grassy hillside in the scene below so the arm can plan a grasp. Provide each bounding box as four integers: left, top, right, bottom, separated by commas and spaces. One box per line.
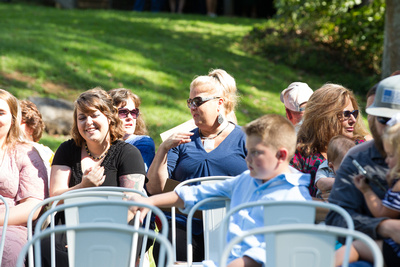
0, 2, 372, 151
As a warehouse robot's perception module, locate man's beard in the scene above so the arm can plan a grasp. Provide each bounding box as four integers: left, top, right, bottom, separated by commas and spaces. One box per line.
369, 117, 386, 157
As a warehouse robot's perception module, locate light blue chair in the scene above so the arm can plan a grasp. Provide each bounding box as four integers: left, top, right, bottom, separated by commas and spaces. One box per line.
219, 200, 355, 267
0, 195, 9, 267
219, 224, 383, 267
26, 188, 156, 267
17, 222, 174, 267
171, 176, 232, 266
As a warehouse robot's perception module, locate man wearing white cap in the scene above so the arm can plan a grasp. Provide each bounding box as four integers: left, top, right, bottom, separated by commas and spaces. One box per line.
326, 75, 400, 267
280, 82, 313, 131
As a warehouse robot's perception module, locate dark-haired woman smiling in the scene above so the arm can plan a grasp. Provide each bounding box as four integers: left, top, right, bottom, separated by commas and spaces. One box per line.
44, 87, 146, 267
147, 69, 247, 262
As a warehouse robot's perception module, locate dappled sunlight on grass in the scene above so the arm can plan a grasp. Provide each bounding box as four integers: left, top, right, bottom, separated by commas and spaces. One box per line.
0, 2, 362, 147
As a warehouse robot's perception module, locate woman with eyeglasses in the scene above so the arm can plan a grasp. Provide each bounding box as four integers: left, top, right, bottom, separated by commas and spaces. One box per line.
44, 88, 146, 266
146, 69, 247, 262
290, 83, 371, 198
109, 88, 155, 172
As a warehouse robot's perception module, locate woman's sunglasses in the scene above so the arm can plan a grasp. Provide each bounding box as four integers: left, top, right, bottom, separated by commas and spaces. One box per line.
343, 110, 359, 119
118, 108, 139, 119
187, 96, 220, 108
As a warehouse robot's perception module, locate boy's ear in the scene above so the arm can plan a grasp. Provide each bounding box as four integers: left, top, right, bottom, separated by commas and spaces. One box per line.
285, 108, 293, 120
328, 162, 335, 173
276, 148, 288, 161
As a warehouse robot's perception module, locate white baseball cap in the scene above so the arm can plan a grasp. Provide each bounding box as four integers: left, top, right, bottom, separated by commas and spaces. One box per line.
366, 75, 400, 118
280, 82, 313, 112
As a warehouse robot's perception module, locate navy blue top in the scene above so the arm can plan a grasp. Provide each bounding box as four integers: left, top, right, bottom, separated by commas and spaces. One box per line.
125, 135, 155, 172
166, 124, 248, 233
167, 124, 248, 182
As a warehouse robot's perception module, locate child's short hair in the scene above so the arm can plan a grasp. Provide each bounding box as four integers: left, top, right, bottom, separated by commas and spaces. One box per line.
383, 123, 400, 180
243, 114, 296, 158
327, 135, 355, 164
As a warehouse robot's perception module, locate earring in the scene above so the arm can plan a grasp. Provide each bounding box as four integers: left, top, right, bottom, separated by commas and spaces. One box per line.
218, 112, 224, 124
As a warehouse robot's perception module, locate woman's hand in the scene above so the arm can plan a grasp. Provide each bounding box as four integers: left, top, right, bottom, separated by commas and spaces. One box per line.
128, 194, 151, 223
81, 166, 106, 187
161, 132, 193, 151
353, 174, 371, 193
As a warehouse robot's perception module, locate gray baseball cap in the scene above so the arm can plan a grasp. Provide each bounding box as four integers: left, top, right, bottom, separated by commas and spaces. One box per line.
366, 75, 400, 118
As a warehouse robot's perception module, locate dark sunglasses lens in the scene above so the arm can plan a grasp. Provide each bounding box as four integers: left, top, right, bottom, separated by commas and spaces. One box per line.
192, 97, 203, 107
118, 109, 128, 118
343, 110, 359, 119
131, 109, 139, 119
378, 117, 390, 125
187, 97, 203, 108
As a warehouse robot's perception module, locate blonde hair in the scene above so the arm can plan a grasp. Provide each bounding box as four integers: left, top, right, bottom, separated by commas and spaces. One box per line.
297, 84, 369, 156
108, 88, 148, 135
383, 123, 400, 184
244, 114, 296, 159
71, 87, 124, 147
0, 89, 24, 148
327, 135, 355, 164
190, 69, 238, 115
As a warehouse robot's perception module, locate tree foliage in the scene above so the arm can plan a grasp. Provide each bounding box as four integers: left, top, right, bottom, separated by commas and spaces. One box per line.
274, 0, 385, 73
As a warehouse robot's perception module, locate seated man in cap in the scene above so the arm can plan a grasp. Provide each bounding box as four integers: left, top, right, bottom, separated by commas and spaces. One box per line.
280, 82, 313, 132
326, 74, 400, 267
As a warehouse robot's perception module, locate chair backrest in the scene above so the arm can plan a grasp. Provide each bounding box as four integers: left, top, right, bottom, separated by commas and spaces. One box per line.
0, 195, 9, 267
219, 200, 355, 267
171, 176, 232, 265
61, 188, 146, 266
29, 199, 169, 267
186, 196, 230, 266
17, 222, 174, 267
219, 224, 383, 267
26, 188, 151, 267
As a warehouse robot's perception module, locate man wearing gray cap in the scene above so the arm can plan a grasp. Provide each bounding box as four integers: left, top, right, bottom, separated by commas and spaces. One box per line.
326, 75, 400, 266
280, 82, 313, 132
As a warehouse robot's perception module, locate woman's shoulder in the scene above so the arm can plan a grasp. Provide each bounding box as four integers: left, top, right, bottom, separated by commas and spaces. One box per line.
111, 139, 141, 154
12, 142, 35, 157
230, 123, 246, 137
127, 135, 155, 145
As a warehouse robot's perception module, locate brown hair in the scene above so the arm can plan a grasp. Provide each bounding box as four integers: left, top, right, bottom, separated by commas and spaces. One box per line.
71, 87, 124, 147
244, 114, 296, 159
327, 135, 355, 164
20, 100, 45, 142
0, 89, 24, 148
297, 84, 369, 156
108, 88, 148, 135
190, 69, 239, 115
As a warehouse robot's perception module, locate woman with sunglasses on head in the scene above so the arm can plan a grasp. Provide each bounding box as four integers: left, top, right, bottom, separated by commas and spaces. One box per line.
290, 83, 371, 198
146, 69, 247, 262
109, 88, 155, 172
44, 87, 146, 267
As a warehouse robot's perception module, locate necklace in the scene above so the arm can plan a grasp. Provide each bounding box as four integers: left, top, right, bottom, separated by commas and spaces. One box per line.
200, 122, 231, 150
85, 143, 109, 160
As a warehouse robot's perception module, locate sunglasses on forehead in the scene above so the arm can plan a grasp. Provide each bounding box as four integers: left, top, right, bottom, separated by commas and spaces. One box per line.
186, 96, 220, 108
118, 108, 139, 119
343, 110, 359, 119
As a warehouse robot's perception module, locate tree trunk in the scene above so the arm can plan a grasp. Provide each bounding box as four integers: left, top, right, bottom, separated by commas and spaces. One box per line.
382, 0, 400, 78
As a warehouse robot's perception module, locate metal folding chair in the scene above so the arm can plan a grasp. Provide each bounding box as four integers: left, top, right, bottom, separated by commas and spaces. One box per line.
220, 224, 383, 267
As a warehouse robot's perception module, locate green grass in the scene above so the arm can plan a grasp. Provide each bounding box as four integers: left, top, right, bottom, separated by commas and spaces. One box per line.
0, 2, 371, 149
